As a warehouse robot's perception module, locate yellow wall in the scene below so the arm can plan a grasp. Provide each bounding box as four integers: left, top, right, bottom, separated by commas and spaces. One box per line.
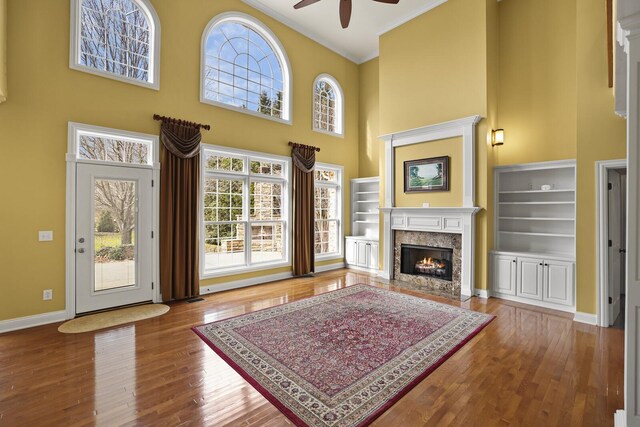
0, 0, 359, 321
0, 0, 627, 321
495, 0, 626, 314
478, 0, 499, 293
378, 0, 494, 290
575, 0, 626, 314
379, 0, 487, 135
394, 138, 463, 207
496, 0, 577, 165
0, 0, 6, 102
358, 58, 380, 178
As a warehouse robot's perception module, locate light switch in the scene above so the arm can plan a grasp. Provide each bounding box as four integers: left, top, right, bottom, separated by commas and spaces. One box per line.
39, 231, 53, 242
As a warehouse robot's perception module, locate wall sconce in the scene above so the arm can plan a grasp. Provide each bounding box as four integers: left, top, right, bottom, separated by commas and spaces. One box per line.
492, 129, 505, 147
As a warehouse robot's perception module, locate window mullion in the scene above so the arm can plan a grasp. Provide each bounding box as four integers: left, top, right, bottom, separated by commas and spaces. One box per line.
244, 176, 251, 267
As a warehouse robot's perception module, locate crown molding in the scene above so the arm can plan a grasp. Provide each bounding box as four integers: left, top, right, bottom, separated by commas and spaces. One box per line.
376, 0, 448, 36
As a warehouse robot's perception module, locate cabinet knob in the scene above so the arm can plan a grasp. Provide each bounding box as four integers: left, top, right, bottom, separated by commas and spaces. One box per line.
539, 263, 543, 266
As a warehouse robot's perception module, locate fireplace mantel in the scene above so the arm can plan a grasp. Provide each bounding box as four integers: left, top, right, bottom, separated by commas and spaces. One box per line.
378, 115, 484, 297
380, 207, 480, 297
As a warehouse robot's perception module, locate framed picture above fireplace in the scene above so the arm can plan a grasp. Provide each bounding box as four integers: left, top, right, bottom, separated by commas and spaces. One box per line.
404, 156, 450, 193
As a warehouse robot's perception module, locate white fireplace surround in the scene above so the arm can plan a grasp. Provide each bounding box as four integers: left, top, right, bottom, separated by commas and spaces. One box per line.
379, 115, 483, 297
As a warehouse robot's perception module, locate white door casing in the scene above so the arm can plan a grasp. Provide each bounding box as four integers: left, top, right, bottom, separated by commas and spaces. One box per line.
596, 159, 627, 328
66, 122, 161, 319
76, 164, 154, 313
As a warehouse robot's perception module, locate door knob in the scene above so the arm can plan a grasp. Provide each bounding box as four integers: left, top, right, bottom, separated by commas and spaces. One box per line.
77, 248, 85, 253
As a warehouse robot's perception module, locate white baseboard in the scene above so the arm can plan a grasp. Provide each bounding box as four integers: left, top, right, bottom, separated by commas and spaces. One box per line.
316, 262, 346, 273
574, 311, 598, 325
614, 410, 626, 427
200, 262, 346, 296
0, 310, 67, 334
475, 288, 490, 298
201, 272, 293, 295
346, 264, 380, 274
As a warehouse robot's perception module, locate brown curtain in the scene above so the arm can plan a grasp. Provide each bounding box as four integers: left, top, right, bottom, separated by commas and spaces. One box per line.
160, 122, 201, 301
292, 146, 316, 276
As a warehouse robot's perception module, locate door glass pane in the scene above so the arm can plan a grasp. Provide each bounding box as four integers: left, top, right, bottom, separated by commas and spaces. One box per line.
79, 134, 150, 165
94, 179, 137, 291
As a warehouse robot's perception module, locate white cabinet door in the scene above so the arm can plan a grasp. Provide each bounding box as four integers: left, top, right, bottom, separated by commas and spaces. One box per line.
517, 257, 543, 300
369, 243, 379, 269
345, 239, 357, 265
356, 241, 369, 267
544, 260, 574, 306
492, 254, 517, 295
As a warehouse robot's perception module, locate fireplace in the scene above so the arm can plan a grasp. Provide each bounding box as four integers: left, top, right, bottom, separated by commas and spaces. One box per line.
393, 230, 462, 295
400, 244, 453, 282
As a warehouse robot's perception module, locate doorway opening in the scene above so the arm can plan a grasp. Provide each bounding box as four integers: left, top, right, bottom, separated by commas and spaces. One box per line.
597, 160, 627, 328
66, 123, 160, 318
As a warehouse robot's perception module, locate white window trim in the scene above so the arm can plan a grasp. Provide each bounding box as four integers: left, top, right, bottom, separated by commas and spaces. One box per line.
65, 122, 161, 320
69, 0, 161, 90
200, 144, 292, 279
315, 162, 344, 262
312, 74, 344, 138
200, 12, 293, 125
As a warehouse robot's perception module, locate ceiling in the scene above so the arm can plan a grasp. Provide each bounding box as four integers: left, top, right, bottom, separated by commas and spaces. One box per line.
240, 0, 447, 64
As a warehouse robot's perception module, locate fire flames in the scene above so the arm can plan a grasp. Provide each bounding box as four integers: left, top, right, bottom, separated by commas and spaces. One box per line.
416, 257, 446, 269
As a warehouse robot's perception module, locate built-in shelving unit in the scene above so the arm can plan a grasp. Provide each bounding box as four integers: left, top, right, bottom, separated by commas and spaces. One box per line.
350, 177, 380, 239
494, 160, 577, 258
346, 177, 380, 272
490, 160, 577, 312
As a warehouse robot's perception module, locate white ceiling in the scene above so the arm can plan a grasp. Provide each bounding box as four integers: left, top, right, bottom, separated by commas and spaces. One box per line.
241, 0, 447, 64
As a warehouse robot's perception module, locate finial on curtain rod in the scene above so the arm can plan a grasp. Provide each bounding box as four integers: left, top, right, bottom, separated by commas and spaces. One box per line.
289, 141, 321, 152
153, 114, 211, 131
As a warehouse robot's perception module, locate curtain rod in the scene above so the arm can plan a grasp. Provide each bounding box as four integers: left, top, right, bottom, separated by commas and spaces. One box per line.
289, 141, 320, 152
153, 114, 211, 131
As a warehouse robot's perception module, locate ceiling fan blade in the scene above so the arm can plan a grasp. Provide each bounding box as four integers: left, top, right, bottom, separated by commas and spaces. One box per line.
340, 0, 352, 28
373, 0, 400, 3
294, 0, 322, 9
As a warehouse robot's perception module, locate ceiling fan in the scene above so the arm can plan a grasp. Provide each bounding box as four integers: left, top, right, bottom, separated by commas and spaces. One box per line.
294, 0, 400, 29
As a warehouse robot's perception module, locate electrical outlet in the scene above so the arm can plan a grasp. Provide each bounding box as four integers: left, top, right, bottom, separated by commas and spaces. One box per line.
39, 231, 53, 242
43, 289, 53, 301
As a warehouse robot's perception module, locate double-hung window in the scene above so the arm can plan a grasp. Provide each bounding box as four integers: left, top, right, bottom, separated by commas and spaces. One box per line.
201, 146, 290, 277
314, 164, 343, 259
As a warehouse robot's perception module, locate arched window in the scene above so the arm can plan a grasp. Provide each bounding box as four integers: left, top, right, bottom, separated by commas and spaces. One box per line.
201, 13, 292, 123
313, 74, 344, 136
70, 0, 161, 89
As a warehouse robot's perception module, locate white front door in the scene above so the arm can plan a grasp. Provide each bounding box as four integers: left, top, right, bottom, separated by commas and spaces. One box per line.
75, 163, 154, 314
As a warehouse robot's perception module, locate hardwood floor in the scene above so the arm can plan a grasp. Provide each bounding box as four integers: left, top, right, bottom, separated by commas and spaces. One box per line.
0, 270, 623, 426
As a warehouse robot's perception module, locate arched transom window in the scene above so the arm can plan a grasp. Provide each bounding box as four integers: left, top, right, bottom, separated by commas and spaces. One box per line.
201, 13, 292, 123
313, 74, 344, 136
70, 0, 161, 89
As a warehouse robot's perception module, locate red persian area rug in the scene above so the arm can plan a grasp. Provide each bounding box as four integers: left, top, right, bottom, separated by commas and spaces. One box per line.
193, 284, 494, 427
